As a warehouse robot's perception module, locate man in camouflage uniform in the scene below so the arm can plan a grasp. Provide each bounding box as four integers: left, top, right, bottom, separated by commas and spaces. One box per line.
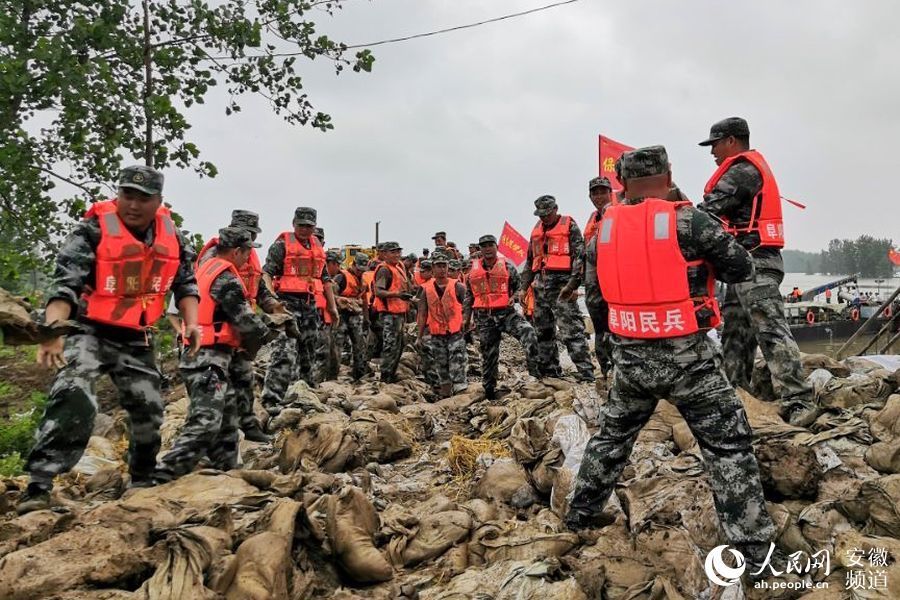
583, 177, 614, 377
566, 146, 775, 573
196, 210, 281, 442
464, 235, 540, 399
521, 195, 595, 382
697, 117, 818, 427
154, 228, 275, 481
19, 166, 200, 514
260, 207, 338, 415
329, 252, 370, 380
417, 253, 469, 397
312, 228, 338, 382
373, 241, 413, 383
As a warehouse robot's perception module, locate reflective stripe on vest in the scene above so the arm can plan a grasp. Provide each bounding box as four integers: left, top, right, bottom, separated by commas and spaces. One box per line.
276, 232, 326, 294
583, 210, 601, 244
83, 200, 180, 330
530, 216, 572, 272
468, 258, 510, 310
373, 263, 410, 314
703, 150, 784, 248
424, 279, 463, 335
595, 198, 721, 339
193, 257, 246, 348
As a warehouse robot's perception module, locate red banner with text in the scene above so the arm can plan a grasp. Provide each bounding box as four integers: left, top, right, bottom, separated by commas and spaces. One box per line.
598, 135, 634, 194
498, 221, 529, 267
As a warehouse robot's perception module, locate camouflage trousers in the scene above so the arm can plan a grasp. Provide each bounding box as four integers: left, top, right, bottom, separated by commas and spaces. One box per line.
261, 299, 319, 413
156, 348, 239, 479
585, 286, 613, 377
315, 314, 340, 382
25, 333, 163, 488
230, 351, 261, 432
568, 333, 775, 560
378, 313, 405, 382
474, 308, 540, 393
424, 332, 468, 393
533, 275, 595, 380
368, 308, 384, 359
419, 333, 436, 387
334, 310, 369, 380
721, 270, 814, 411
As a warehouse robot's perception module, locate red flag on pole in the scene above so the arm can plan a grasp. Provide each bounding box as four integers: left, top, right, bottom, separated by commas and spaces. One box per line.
498, 221, 529, 267
598, 135, 634, 195
889, 248, 900, 267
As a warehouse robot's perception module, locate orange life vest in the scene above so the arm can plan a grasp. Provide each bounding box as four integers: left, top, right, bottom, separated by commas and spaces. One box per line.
583, 210, 602, 244
530, 216, 572, 272
703, 150, 784, 248
192, 257, 247, 347
340, 269, 364, 298
373, 263, 410, 314
315, 287, 332, 324
523, 285, 535, 318
197, 237, 261, 303
361, 269, 377, 308
423, 279, 463, 335
275, 232, 326, 295
596, 199, 721, 339
82, 200, 180, 330
468, 258, 510, 310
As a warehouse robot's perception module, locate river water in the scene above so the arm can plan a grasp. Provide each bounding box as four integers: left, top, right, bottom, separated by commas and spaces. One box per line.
780, 273, 900, 302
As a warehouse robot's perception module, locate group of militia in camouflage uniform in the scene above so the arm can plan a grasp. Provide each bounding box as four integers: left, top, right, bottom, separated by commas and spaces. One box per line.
19, 117, 819, 576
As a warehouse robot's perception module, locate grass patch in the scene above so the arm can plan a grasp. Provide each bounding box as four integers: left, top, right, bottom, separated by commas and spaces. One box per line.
0, 391, 47, 476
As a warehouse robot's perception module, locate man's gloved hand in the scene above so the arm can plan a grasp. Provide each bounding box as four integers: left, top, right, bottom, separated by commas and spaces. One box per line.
399, 291, 416, 301
557, 283, 579, 303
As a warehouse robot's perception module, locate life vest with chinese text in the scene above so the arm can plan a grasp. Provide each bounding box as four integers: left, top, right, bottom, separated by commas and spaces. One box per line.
276, 232, 325, 295
530, 216, 572, 272
83, 200, 180, 330
703, 150, 784, 248
468, 258, 510, 310
596, 199, 720, 339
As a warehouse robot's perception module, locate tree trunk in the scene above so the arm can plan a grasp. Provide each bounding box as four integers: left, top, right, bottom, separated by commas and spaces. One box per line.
142, 0, 153, 167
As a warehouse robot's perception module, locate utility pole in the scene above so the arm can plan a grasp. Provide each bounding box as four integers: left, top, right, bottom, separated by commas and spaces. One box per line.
375, 221, 380, 247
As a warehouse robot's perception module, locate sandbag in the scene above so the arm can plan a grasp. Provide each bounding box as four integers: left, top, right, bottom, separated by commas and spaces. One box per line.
866, 438, 900, 474
869, 394, 900, 442
400, 510, 472, 567
223, 499, 301, 599
474, 459, 536, 506
140, 525, 232, 600
471, 521, 578, 565
495, 560, 587, 600
860, 475, 900, 537
819, 373, 892, 409
755, 438, 822, 499
508, 418, 550, 465
124, 471, 270, 513
348, 410, 412, 464
801, 353, 851, 378
278, 412, 359, 473
532, 445, 563, 495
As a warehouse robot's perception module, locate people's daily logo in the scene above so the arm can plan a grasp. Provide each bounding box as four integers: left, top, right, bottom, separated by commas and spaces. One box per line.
704, 545, 746, 587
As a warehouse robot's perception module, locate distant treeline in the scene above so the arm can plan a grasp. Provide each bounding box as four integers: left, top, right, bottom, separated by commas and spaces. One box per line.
783, 236, 896, 278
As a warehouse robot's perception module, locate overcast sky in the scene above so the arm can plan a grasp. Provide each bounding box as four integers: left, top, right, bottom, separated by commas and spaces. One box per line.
163, 0, 899, 255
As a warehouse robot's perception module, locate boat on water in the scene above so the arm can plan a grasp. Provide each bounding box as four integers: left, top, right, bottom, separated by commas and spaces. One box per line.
784, 301, 894, 343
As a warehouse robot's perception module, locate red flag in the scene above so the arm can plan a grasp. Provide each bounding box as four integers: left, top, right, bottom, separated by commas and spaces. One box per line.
889, 248, 900, 267
498, 221, 529, 267
598, 135, 634, 194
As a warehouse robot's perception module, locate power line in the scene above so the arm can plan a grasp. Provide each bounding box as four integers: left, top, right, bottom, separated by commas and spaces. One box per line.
205, 0, 581, 61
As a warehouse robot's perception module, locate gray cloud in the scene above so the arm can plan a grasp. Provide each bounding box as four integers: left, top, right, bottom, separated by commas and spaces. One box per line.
164, 0, 899, 254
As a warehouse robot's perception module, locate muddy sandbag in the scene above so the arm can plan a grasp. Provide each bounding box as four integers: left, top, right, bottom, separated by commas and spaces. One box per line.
619, 475, 718, 544
124, 471, 270, 513
346, 393, 399, 414
0, 508, 76, 559
306, 484, 393, 583
0, 504, 161, 600
755, 438, 822, 499
495, 560, 587, 600
860, 475, 900, 537
634, 526, 709, 597
869, 395, 900, 442
348, 410, 412, 464
532, 445, 563, 494
471, 521, 578, 565
278, 412, 359, 473
866, 438, 900, 474
283, 380, 332, 414
222, 499, 301, 599
768, 503, 813, 556
508, 418, 549, 465
0, 288, 81, 345
474, 459, 535, 506
72, 435, 123, 477
797, 502, 852, 556
802, 353, 851, 378
819, 373, 892, 409
400, 510, 472, 567
140, 524, 232, 600
842, 356, 887, 375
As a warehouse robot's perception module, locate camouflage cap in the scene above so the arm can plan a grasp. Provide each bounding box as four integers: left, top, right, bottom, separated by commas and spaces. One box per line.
218, 226, 260, 249
293, 206, 317, 226
419, 259, 433, 269
478, 234, 497, 246
325, 250, 341, 263
431, 231, 447, 240
619, 146, 670, 179
118, 165, 164, 195
405, 253, 418, 262
589, 176, 612, 191
698, 117, 750, 146
376, 242, 386, 251
353, 253, 370, 269
533, 195, 558, 217
314, 227, 325, 241
229, 209, 261, 233
430, 251, 450, 264
381, 241, 402, 252
449, 259, 462, 270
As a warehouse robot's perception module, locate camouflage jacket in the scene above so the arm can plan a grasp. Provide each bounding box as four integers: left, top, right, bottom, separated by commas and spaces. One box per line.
198, 242, 276, 309
262, 236, 330, 311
